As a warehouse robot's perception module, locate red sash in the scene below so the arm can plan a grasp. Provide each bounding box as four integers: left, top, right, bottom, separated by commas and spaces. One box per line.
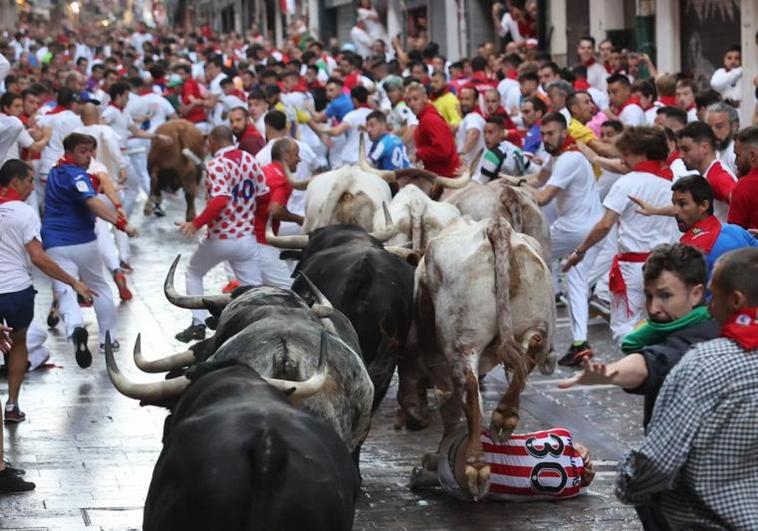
721, 308, 758, 350
680, 215, 722, 254
632, 160, 673, 181
609, 252, 651, 316
0, 188, 23, 204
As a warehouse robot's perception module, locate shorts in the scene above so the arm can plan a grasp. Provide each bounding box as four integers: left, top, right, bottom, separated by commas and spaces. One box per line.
0, 286, 36, 331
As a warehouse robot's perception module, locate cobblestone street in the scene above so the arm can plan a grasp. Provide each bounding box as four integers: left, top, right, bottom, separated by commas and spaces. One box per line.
1, 196, 643, 530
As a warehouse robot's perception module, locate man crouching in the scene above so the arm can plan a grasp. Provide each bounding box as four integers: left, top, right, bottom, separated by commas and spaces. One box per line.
410, 427, 594, 501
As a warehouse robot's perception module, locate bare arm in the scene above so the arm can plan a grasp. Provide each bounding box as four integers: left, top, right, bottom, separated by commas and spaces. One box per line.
270, 203, 304, 225
461, 129, 482, 156
85, 197, 137, 236
532, 184, 561, 206
558, 354, 649, 390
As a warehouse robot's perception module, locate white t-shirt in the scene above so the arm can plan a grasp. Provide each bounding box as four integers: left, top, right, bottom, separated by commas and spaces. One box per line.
456, 112, 486, 166
670, 157, 697, 181
545, 151, 603, 232
75, 124, 131, 178
0, 114, 33, 164
0, 200, 40, 293
130, 32, 153, 55
339, 107, 372, 166
586, 62, 608, 93
126, 92, 176, 133
37, 110, 84, 176
602, 171, 679, 253
618, 103, 646, 127
101, 105, 134, 148
497, 77, 520, 112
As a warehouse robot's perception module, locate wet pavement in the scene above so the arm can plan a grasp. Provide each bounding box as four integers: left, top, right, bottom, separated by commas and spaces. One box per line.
1, 194, 642, 530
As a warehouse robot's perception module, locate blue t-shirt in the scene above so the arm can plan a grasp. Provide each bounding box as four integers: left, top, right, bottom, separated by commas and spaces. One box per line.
368, 133, 411, 170
707, 223, 758, 276
41, 163, 97, 250
325, 93, 354, 122
523, 122, 542, 154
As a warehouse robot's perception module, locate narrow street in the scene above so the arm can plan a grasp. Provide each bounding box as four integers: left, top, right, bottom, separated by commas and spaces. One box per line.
2, 195, 641, 530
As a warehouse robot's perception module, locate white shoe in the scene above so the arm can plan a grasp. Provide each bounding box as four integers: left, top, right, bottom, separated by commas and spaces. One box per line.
27, 347, 51, 372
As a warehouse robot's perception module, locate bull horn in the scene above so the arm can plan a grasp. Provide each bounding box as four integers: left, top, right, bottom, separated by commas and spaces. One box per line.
181, 147, 203, 166
262, 329, 328, 399
299, 272, 333, 318
282, 159, 310, 191
265, 217, 310, 249
164, 255, 232, 310
133, 334, 196, 373
368, 202, 398, 242
358, 134, 396, 182
105, 333, 190, 401
434, 149, 483, 189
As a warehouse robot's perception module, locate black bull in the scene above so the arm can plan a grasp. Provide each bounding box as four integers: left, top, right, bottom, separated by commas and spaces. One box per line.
139, 362, 359, 531
285, 225, 416, 411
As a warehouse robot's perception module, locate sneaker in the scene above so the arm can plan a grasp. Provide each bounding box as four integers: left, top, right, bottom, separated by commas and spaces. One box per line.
2, 458, 25, 476
0, 468, 35, 492
175, 324, 206, 343
557, 341, 593, 368
221, 279, 240, 294
99, 340, 120, 353
119, 261, 134, 274
153, 203, 165, 217
47, 302, 60, 328
113, 271, 133, 301
72, 327, 92, 368
4, 404, 26, 424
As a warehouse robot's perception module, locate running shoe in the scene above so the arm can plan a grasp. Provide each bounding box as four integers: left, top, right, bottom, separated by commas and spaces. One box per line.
0, 468, 35, 492
557, 341, 593, 367
47, 301, 60, 328
72, 327, 92, 368
3, 403, 26, 424
113, 271, 133, 301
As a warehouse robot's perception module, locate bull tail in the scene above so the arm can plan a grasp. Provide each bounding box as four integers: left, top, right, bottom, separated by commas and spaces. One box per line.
247, 426, 288, 525
486, 218, 526, 381
498, 184, 524, 233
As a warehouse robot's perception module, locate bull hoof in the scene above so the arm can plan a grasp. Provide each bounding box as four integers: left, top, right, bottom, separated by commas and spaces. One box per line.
404, 408, 431, 431
393, 407, 406, 430
490, 406, 519, 443
143, 201, 155, 217
464, 455, 491, 501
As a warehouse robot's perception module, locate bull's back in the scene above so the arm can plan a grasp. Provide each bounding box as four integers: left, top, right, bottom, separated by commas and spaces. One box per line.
144, 389, 358, 531
147, 119, 204, 174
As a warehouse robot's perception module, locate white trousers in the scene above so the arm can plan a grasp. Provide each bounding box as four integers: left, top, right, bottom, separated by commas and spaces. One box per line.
26, 324, 50, 371
95, 194, 120, 273
609, 260, 645, 345
186, 236, 262, 324
551, 226, 600, 342
46, 240, 118, 343
127, 138, 151, 196
588, 225, 618, 303
259, 244, 294, 289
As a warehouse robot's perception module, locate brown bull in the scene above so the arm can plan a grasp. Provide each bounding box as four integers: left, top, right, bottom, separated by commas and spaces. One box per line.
144, 120, 205, 221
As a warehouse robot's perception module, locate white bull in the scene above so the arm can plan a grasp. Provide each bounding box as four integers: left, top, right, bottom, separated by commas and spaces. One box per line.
372, 184, 461, 252
409, 216, 555, 500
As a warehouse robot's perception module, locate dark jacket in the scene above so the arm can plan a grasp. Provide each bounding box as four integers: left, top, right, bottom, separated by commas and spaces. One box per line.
624, 319, 720, 430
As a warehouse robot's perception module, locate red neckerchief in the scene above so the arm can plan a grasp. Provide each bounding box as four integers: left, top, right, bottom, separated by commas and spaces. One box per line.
612, 96, 641, 115
583, 57, 596, 67
47, 105, 67, 115
640, 100, 654, 111
666, 150, 681, 166
139, 88, 153, 96
505, 69, 518, 80
632, 160, 673, 181
56, 154, 80, 167
0, 188, 23, 204
574, 78, 590, 90
109, 102, 125, 112
470, 106, 486, 117
603, 61, 613, 74
470, 71, 495, 87
680, 215, 722, 254
238, 123, 261, 141
557, 134, 579, 155
487, 106, 516, 129
228, 88, 247, 100
292, 78, 308, 93
721, 308, 758, 350
658, 95, 677, 106
356, 103, 372, 109
686, 102, 696, 111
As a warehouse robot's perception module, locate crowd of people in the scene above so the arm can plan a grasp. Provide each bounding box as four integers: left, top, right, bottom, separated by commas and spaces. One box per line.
1, 0, 758, 527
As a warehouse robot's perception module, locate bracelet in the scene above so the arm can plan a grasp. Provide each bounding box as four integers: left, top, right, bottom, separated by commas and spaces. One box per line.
573, 248, 585, 259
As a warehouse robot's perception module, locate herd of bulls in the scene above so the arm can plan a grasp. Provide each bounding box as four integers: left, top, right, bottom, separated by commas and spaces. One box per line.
107, 132, 558, 529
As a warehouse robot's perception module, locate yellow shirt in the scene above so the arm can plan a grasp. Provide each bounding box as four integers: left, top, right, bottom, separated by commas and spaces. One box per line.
568, 118, 602, 177
568, 118, 597, 144
432, 92, 462, 127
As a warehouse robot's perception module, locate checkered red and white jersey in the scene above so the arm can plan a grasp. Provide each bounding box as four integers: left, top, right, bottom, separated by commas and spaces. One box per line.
205, 146, 268, 239
482, 427, 586, 501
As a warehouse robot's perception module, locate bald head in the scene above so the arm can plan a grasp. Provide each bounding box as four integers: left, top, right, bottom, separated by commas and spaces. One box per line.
80, 103, 100, 124
208, 126, 235, 153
